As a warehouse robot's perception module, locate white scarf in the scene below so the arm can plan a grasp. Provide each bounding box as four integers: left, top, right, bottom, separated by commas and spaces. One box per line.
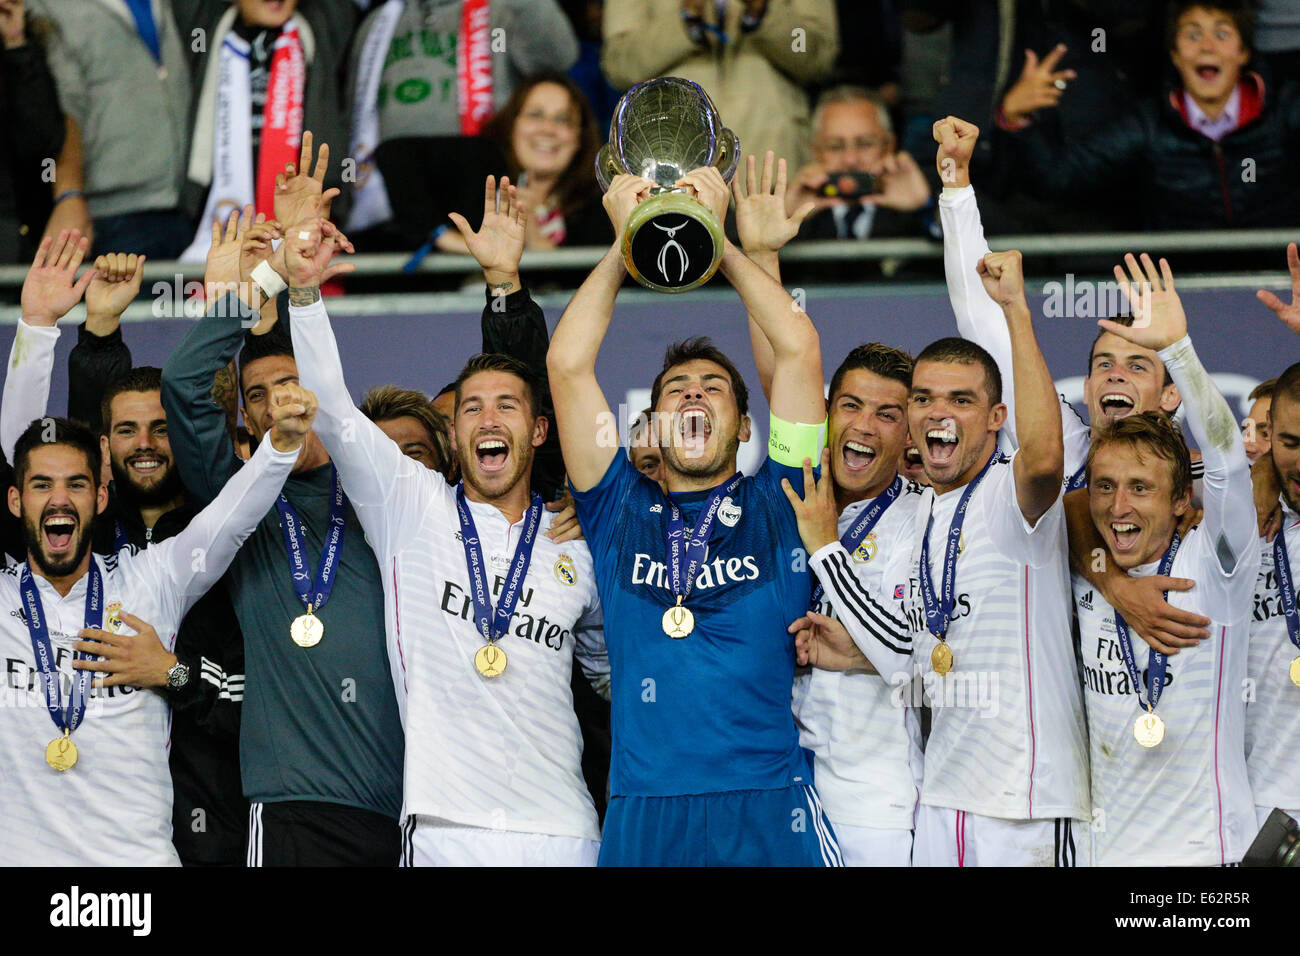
181, 9, 311, 263
345, 0, 404, 233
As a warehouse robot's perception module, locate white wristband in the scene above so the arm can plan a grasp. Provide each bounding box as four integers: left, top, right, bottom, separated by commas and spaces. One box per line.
251, 260, 287, 299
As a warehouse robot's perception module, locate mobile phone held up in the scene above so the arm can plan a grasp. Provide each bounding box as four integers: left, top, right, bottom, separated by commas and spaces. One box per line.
820, 171, 877, 200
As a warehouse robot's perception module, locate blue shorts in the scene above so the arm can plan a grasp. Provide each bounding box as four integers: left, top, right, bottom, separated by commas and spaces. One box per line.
598, 785, 843, 867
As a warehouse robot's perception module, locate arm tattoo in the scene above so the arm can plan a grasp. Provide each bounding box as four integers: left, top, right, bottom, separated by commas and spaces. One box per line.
288, 285, 322, 306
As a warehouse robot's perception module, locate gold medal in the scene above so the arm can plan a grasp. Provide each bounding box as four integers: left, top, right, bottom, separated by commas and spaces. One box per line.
1134, 710, 1165, 748
291, 609, 323, 648
475, 642, 507, 677
931, 640, 953, 675
45, 731, 78, 772
662, 599, 694, 639
1290, 656, 1300, 688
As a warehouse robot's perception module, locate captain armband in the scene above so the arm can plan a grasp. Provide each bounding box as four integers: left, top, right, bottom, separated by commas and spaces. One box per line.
768, 413, 826, 467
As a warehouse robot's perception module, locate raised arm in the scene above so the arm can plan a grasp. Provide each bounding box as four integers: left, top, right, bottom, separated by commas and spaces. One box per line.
7, 231, 97, 457
274, 217, 431, 557
451, 176, 564, 499
160, 210, 268, 505
148, 385, 310, 628
1100, 253, 1255, 572
68, 253, 144, 431
678, 166, 825, 426
934, 117, 1022, 450
976, 250, 1063, 523
547, 175, 650, 491
732, 151, 816, 404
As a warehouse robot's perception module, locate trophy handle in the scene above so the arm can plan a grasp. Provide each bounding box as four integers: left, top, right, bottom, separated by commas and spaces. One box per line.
714, 128, 740, 183
595, 143, 622, 192
622, 192, 724, 294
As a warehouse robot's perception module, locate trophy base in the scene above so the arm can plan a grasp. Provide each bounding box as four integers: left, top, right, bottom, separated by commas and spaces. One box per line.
622, 192, 724, 293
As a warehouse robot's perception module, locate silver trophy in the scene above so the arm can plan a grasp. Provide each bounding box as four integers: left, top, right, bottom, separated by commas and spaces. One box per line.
596, 77, 740, 293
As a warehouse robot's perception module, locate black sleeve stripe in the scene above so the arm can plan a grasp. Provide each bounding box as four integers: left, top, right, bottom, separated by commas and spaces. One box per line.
818, 551, 913, 655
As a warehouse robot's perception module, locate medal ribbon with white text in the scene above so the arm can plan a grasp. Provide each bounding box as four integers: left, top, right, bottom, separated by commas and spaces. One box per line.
21, 557, 104, 739
1113, 532, 1183, 715
663, 473, 743, 611
274, 468, 348, 614
455, 485, 544, 645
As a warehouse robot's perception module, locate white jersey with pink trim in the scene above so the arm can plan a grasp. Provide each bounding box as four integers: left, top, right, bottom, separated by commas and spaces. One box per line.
1246, 502, 1300, 812
1073, 526, 1256, 866
793, 483, 926, 831
913, 452, 1089, 821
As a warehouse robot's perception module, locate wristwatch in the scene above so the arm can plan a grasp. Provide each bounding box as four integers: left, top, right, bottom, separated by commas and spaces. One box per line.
165, 660, 191, 692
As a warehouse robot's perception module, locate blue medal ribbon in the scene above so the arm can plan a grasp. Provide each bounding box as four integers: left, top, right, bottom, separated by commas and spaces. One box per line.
21, 557, 104, 740
455, 485, 544, 645
112, 521, 131, 553
1066, 464, 1088, 492
1113, 532, 1182, 714
1273, 520, 1300, 653
918, 453, 1002, 641
811, 474, 902, 609
274, 468, 348, 615
663, 473, 743, 609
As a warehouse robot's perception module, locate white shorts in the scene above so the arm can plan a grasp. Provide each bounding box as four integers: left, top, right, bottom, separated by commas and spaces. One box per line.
1255, 805, 1300, 829
400, 816, 599, 867
831, 822, 914, 867
914, 805, 1087, 867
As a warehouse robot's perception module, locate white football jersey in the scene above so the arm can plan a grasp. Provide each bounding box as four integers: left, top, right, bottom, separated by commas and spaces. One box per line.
0, 435, 297, 865
289, 299, 606, 843
914, 453, 1090, 822
1075, 527, 1257, 866
794, 481, 926, 830
1246, 501, 1300, 812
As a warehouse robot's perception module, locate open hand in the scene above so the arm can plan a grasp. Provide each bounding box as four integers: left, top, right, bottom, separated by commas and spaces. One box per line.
1257, 242, 1300, 334
779, 448, 839, 554
21, 230, 95, 326
1000, 44, 1077, 124
73, 611, 173, 688
733, 151, 815, 256
1100, 253, 1186, 351
448, 175, 527, 287
275, 130, 340, 230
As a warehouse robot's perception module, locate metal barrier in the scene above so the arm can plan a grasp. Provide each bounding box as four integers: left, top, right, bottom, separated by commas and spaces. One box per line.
0, 228, 1293, 286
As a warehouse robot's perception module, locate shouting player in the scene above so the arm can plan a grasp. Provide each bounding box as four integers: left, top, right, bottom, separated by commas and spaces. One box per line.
1068, 254, 1257, 865
273, 188, 609, 867
549, 165, 841, 866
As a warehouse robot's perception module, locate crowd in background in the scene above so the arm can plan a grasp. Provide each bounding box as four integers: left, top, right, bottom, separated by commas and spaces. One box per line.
3, 0, 1298, 273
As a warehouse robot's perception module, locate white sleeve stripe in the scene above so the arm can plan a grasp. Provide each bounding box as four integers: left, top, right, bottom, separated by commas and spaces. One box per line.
819, 550, 913, 652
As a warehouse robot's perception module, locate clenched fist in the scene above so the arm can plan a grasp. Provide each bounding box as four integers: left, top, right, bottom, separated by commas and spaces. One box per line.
933, 115, 979, 189
269, 382, 319, 452
976, 249, 1026, 309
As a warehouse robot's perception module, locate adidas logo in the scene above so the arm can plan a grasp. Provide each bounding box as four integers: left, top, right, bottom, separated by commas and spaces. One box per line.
1078, 590, 1094, 611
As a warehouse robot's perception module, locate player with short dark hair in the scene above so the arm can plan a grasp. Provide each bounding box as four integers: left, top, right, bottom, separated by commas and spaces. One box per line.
549, 163, 841, 867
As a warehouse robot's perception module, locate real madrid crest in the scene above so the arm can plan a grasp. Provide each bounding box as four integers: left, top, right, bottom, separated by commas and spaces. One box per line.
852, 533, 878, 564
106, 601, 124, 632
554, 554, 576, 586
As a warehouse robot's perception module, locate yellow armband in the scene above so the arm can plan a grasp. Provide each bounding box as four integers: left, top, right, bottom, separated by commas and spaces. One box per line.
768, 413, 827, 467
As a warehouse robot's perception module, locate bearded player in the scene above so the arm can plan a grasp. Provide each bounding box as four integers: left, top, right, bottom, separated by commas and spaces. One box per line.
549, 166, 841, 866
1065, 253, 1257, 864
271, 191, 609, 866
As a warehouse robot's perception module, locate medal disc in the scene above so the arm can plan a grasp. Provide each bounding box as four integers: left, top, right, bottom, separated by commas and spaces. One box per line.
290, 613, 323, 648
45, 735, 78, 772
662, 604, 695, 639
475, 643, 507, 677
1134, 711, 1165, 748
1291, 656, 1300, 688
931, 642, 953, 675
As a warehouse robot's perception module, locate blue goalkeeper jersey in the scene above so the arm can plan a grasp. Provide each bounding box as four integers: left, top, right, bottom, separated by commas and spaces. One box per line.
572, 453, 816, 797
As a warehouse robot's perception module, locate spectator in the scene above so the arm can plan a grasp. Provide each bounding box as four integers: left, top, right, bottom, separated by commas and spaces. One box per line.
31, 0, 193, 257
173, 0, 359, 261
786, 85, 934, 243
602, 0, 840, 171
559, 0, 620, 135
346, 0, 579, 238
998, 1, 1300, 230
0, 1, 64, 263
441, 72, 610, 252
